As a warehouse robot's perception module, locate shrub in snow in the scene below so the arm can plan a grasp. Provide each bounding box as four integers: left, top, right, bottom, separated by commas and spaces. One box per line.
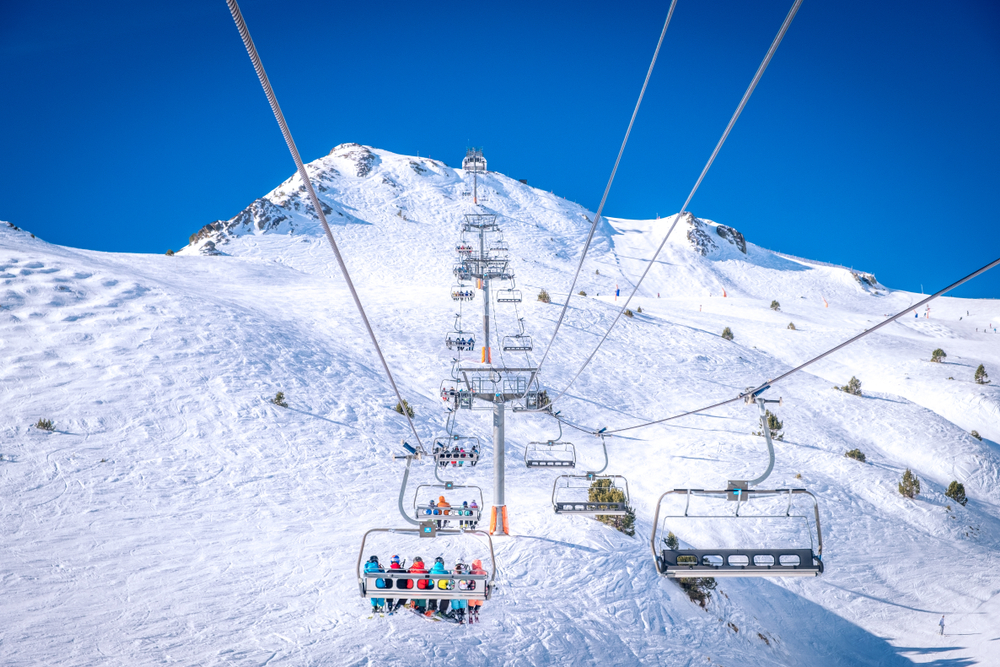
624, 309, 634, 318
787, 322, 796, 330
35, 418, 54, 431
578, 290, 587, 297
636, 306, 643, 314
271, 392, 288, 408
931, 348, 946, 363
971, 430, 981, 441
945, 481, 968, 506
975, 364, 990, 384
663, 531, 679, 550
595, 269, 600, 275
394, 399, 414, 418
588, 479, 635, 536
721, 327, 734, 341
838, 376, 862, 396
845, 448, 866, 462
677, 577, 717, 608
898, 468, 920, 499
165, 249, 174, 256
752, 409, 784, 441
770, 300, 780, 311
537, 289, 551, 303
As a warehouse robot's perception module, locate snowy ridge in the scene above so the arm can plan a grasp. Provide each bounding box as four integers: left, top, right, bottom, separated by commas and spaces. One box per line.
1, 146, 999, 666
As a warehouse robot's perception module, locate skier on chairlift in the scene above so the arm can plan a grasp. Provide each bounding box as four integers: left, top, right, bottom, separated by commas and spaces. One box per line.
364, 556, 386, 613
427, 556, 451, 618
386, 555, 405, 613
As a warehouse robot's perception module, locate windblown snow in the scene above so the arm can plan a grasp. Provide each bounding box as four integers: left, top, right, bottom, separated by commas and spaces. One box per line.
2, 144, 999, 666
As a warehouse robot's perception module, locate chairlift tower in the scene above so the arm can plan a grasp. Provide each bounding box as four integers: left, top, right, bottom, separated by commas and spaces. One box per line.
463, 148, 487, 205
441, 210, 545, 536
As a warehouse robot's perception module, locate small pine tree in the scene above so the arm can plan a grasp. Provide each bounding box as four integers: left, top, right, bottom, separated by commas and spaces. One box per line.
839, 376, 862, 396
945, 481, 968, 506
845, 448, 866, 462
787, 322, 796, 330
271, 391, 288, 408
394, 399, 415, 418
898, 468, 920, 499
624, 309, 634, 318
721, 327, 734, 341
971, 430, 981, 441
165, 249, 175, 256
770, 300, 780, 311
931, 348, 946, 363
588, 479, 635, 536
636, 306, 643, 314
35, 418, 55, 431
678, 578, 717, 608
578, 290, 587, 297
664, 531, 679, 550
595, 269, 600, 275
752, 409, 784, 441
974, 364, 990, 384
538, 289, 551, 303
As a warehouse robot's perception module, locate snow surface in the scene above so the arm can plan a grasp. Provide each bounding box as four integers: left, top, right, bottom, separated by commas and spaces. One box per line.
2, 145, 999, 666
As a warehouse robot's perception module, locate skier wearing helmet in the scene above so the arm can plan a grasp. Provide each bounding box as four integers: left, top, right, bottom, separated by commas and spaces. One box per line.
467, 558, 487, 622
386, 555, 405, 613
450, 562, 469, 623
364, 556, 386, 613
409, 556, 429, 613
428, 556, 451, 617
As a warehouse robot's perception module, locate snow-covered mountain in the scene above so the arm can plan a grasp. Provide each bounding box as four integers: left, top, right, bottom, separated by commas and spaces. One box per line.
2, 145, 998, 666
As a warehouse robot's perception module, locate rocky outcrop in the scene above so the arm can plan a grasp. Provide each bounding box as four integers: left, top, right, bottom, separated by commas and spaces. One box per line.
684, 213, 717, 256
716, 224, 746, 254
188, 198, 291, 251
329, 143, 378, 178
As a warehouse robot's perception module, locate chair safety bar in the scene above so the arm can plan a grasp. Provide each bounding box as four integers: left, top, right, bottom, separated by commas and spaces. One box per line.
551, 474, 631, 516
356, 528, 496, 600
415, 505, 482, 523
525, 441, 575, 468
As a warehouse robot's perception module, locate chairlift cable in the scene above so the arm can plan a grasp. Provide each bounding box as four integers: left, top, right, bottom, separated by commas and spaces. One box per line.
225, 0, 425, 451
531, 0, 678, 379
599, 254, 1000, 435
544, 0, 803, 411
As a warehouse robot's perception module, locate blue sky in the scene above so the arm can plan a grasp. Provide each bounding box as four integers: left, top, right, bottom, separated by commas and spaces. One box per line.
1, 0, 998, 297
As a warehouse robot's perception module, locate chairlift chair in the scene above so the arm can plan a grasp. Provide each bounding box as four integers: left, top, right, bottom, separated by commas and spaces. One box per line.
455, 243, 473, 255
451, 284, 474, 302
453, 264, 472, 281
524, 441, 576, 468
496, 289, 522, 303
445, 333, 476, 351
552, 473, 630, 515
502, 334, 533, 352
356, 528, 496, 601
413, 483, 485, 528
433, 435, 481, 467
650, 488, 824, 578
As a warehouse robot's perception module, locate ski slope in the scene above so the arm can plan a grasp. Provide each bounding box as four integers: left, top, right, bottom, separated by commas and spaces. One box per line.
2, 145, 999, 666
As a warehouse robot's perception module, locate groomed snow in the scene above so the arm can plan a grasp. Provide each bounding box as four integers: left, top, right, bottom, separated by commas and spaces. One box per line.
1, 146, 998, 666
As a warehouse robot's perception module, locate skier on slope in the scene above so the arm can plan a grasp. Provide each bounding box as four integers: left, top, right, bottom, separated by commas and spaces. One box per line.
939, 615, 945, 635
467, 558, 487, 623
364, 556, 386, 613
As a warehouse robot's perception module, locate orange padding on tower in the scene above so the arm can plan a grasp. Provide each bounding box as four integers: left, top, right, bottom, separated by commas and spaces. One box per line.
501, 506, 509, 534
489, 507, 497, 534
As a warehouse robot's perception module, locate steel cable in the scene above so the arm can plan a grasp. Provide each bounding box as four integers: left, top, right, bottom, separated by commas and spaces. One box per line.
530, 0, 678, 383
545, 0, 803, 410
225, 0, 425, 450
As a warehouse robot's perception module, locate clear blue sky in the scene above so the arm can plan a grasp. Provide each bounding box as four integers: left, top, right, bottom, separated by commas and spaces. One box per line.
2, 0, 998, 297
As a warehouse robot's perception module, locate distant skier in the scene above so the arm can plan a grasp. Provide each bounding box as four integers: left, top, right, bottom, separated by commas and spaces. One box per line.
364, 556, 386, 613
939, 615, 945, 635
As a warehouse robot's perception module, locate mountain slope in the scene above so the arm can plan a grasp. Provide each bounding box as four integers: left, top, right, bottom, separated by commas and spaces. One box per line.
1, 146, 998, 666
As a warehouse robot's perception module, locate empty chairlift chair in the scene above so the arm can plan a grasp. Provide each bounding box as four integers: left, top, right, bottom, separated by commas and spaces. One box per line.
356, 528, 496, 602
650, 488, 824, 578
524, 440, 576, 468
496, 289, 522, 303
502, 334, 533, 352
552, 474, 630, 515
